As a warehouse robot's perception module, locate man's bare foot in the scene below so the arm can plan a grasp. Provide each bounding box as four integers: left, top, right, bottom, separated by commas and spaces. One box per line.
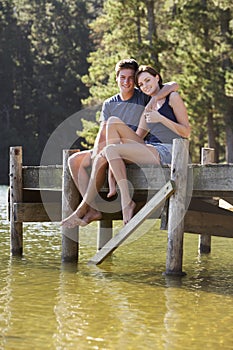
82, 208, 102, 225
61, 211, 87, 228
122, 200, 136, 225
61, 202, 89, 228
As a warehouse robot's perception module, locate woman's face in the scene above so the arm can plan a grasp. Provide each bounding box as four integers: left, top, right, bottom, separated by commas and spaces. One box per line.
137, 72, 160, 96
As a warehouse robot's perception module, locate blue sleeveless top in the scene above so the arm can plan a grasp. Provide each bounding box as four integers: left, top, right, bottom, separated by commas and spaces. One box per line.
146, 94, 181, 144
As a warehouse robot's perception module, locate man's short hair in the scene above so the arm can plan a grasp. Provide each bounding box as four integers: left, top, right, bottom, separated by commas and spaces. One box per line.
115, 58, 139, 77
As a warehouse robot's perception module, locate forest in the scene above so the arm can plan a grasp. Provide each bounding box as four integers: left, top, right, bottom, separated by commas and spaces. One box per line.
0, 0, 232, 184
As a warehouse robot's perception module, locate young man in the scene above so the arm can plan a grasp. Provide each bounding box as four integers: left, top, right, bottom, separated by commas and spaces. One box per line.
65, 58, 178, 225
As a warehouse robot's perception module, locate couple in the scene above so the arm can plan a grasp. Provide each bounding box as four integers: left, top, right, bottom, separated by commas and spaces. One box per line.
62, 59, 191, 228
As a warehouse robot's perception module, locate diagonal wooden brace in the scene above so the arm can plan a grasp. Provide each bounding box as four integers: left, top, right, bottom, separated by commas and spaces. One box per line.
88, 180, 175, 265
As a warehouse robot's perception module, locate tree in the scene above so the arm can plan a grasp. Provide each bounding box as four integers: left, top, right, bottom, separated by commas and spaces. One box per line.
160, 0, 232, 162
0, 0, 94, 183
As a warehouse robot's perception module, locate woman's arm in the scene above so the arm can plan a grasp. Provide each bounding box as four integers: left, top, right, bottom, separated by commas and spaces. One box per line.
145, 92, 191, 138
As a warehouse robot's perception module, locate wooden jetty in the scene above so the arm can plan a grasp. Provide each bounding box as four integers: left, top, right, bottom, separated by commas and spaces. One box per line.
9, 139, 233, 275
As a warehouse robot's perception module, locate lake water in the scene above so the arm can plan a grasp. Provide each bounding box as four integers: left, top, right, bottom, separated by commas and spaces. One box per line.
0, 185, 233, 349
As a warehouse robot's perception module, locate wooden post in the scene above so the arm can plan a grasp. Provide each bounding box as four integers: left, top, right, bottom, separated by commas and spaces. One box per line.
198, 147, 215, 254
61, 150, 80, 263
165, 138, 189, 276
97, 220, 113, 250
9, 146, 23, 256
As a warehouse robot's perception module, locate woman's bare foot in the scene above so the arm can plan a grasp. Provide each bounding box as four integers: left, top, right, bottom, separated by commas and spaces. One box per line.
122, 200, 136, 225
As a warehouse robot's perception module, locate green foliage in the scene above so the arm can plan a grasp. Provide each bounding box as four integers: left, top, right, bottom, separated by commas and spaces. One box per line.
76, 112, 100, 149
0, 0, 94, 183
0, 0, 232, 183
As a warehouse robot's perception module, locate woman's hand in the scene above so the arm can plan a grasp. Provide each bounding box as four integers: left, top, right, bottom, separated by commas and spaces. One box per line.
144, 110, 161, 123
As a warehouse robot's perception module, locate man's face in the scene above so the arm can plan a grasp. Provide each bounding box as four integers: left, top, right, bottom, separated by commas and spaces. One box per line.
116, 68, 135, 97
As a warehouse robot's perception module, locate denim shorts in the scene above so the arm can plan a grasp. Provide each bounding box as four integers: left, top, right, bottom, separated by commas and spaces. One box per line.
145, 142, 172, 165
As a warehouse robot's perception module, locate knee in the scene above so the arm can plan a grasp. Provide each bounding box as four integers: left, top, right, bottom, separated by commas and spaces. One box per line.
107, 116, 122, 126
68, 152, 91, 172
68, 153, 78, 172
104, 144, 119, 161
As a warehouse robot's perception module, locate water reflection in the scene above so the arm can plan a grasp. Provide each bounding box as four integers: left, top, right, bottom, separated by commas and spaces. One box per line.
1, 185, 233, 349
0, 259, 13, 348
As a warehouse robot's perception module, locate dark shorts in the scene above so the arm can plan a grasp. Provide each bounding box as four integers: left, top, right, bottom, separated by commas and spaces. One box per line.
145, 142, 172, 165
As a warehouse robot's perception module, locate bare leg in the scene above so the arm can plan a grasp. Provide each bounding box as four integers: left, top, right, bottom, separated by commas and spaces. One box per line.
106, 117, 144, 200
61, 154, 108, 228
68, 150, 92, 198
105, 144, 160, 224
105, 117, 160, 224
68, 150, 102, 223
106, 116, 145, 146
107, 168, 117, 198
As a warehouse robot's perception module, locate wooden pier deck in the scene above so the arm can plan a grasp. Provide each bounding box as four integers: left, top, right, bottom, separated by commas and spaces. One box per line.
9, 140, 233, 275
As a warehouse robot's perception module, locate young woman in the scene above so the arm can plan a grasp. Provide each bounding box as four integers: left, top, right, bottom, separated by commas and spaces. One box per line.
62, 65, 190, 227
103, 65, 191, 223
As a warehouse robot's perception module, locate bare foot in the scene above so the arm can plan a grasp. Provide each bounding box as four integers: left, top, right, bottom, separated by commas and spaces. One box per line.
61, 212, 87, 228
61, 202, 89, 228
82, 208, 102, 225
122, 200, 136, 225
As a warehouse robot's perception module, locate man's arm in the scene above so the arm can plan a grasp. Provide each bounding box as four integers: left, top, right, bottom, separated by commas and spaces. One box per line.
145, 81, 179, 111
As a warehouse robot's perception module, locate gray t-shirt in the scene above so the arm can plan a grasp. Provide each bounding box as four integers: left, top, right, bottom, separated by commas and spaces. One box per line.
100, 88, 151, 131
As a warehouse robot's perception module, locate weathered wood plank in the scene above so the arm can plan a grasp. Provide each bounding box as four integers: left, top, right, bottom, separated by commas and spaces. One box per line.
14, 203, 61, 222
21, 164, 233, 196
192, 164, 233, 196
88, 180, 175, 265
184, 210, 233, 238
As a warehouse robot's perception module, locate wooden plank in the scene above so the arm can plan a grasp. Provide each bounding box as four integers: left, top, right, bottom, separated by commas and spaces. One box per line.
184, 210, 233, 238
88, 180, 175, 265
192, 164, 233, 196
21, 163, 233, 196
14, 203, 61, 222
221, 197, 233, 207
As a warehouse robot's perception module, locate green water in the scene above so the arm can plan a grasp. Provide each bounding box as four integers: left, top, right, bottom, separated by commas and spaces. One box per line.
0, 186, 233, 350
